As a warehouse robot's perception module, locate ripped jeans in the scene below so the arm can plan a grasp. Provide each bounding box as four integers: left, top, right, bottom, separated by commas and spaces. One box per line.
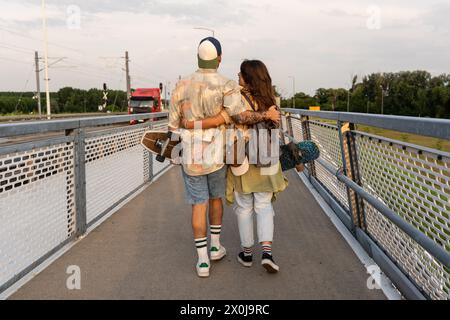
233, 192, 275, 248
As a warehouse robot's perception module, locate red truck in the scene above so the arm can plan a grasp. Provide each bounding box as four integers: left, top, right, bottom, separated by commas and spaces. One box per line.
128, 88, 162, 125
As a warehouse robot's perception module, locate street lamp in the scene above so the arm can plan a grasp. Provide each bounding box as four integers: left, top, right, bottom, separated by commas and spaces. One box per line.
288, 76, 295, 108
380, 84, 389, 115
193, 27, 215, 37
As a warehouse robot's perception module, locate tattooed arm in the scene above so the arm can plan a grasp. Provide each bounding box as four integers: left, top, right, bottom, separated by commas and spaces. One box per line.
181, 106, 280, 129
231, 110, 267, 125
231, 106, 280, 126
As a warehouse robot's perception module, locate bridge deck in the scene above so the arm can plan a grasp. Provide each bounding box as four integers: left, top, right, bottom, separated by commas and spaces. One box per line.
10, 167, 385, 300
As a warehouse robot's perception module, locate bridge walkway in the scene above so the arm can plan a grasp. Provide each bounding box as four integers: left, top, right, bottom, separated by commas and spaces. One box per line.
10, 167, 385, 300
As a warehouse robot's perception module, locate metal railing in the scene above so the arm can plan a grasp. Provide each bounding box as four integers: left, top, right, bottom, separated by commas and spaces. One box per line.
0, 112, 171, 295
1, 109, 449, 300
281, 109, 450, 300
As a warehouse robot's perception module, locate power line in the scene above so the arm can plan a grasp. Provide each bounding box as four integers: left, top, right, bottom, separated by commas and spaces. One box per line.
0, 24, 87, 55
0, 25, 167, 90
131, 74, 160, 85
0, 42, 36, 53
131, 61, 167, 81
0, 25, 127, 91
65, 55, 125, 77
14, 65, 35, 113
63, 68, 123, 84
0, 56, 31, 65
71, 64, 124, 80
112, 77, 124, 106
0, 44, 34, 55
0, 25, 36, 41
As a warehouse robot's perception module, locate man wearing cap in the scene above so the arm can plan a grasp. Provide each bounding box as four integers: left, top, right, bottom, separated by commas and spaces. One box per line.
169, 37, 280, 278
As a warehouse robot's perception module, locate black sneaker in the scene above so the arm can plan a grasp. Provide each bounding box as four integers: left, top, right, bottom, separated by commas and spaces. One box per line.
237, 252, 253, 267
261, 253, 279, 273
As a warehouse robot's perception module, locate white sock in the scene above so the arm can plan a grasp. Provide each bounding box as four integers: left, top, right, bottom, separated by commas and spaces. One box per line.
195, 237, 209, 264
210, 225, 222, 249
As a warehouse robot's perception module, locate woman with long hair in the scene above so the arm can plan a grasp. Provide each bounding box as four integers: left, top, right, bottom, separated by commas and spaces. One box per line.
182, 60, 288, 273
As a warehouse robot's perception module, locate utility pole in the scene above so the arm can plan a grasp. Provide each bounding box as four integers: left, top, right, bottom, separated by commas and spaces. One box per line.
125, 51, 131, 101
41, 0, 51, 119
34, 51, 42, 117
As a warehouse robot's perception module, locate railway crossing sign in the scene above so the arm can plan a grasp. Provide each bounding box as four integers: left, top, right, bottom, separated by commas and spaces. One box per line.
98, 83, 109, 112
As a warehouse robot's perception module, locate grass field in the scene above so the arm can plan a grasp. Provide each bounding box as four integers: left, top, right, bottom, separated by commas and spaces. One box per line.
0, 112, 128, 122
306, 117, 450, 153
355, 125, 450, 153
3, 112, 449, 153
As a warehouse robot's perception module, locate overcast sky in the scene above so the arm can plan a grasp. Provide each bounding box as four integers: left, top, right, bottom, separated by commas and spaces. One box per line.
0, 0, 449, 97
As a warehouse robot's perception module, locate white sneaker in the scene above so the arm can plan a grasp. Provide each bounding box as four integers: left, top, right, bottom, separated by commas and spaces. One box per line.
210, 246, 227, 261
196, 261, 210, 278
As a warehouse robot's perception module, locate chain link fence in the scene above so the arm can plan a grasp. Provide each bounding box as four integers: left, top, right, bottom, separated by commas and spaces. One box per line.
0, 113, 170, 295
1, 109, 448, 300
282, 110, 449, 300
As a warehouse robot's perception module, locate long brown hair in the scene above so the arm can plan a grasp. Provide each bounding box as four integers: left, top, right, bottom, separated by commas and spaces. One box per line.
240, 60, 276, 111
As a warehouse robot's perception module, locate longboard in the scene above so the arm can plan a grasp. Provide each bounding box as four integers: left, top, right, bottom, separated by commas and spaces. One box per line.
280, 141, 320, 172
141, 130, 182, 162
141, 130, 320, 168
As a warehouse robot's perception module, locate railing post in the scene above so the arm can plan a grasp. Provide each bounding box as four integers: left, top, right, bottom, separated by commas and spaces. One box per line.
301, 115, 317, 178
286, 113, 294, 138
338, 121, 366, 231
148, 122, 154, 182
73, 128, 87, 237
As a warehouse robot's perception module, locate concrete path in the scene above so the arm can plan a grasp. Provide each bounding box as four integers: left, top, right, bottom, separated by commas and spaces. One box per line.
10, 167, 385, 300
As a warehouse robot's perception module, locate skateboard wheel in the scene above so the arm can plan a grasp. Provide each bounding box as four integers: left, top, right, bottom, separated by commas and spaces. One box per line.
155, 139, 164, 149
156, 155, 166, 163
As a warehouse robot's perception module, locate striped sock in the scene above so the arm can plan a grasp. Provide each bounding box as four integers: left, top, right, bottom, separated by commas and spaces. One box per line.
210, 225, 221, 249
243, 246, 253, 257
262, 244, 272, 256
195, 237, 209, 263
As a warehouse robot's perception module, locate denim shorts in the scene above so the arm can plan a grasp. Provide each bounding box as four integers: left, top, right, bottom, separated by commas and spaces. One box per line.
181, 165, 227, 205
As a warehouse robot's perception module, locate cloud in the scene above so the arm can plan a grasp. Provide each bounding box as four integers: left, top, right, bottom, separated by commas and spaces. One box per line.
147, 0, 255, 26
6, 0, 255, 27
421, 2, 450, 34
0, 0, 449, 96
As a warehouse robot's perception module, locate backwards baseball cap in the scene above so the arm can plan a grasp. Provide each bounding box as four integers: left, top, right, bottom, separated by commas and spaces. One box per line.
198, 37, 222, 69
